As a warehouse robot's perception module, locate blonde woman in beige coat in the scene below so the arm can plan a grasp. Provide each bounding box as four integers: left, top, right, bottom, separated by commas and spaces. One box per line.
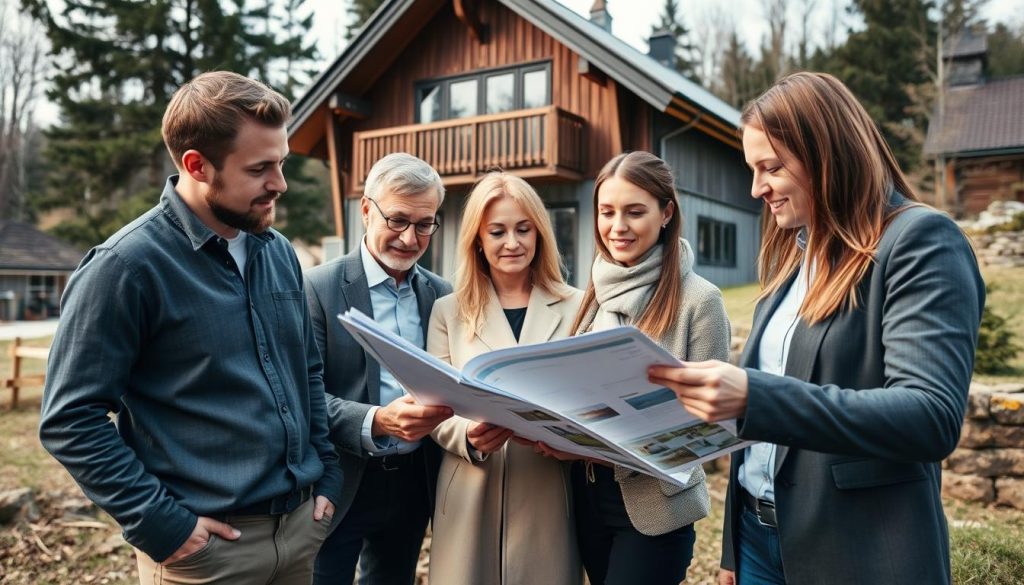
426, 172, 584, 585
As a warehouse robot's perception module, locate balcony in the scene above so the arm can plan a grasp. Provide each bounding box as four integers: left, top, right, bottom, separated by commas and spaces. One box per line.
352, 105, 586, 191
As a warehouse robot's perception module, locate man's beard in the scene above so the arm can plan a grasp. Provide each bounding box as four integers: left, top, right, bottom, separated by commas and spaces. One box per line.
206, 178, 279, 234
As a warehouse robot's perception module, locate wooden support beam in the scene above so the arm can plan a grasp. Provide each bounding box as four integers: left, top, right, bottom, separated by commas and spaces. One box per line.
329, 92, 372, 120
454, 0, 488, 43
325, 111, 347, 240
577, 57, 607, 85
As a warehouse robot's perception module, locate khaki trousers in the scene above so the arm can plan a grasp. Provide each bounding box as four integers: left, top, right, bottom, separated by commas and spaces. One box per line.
135, 496, 330, 585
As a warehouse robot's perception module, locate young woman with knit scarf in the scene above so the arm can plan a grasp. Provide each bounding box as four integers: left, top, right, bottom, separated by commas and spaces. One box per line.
538, 151, 731, 584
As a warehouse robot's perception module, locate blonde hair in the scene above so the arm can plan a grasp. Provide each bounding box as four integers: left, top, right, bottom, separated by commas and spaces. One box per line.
572, 151, 683, 340
455, 172, 571, 334
162, 71, 290, 169
741, 72, 919, 324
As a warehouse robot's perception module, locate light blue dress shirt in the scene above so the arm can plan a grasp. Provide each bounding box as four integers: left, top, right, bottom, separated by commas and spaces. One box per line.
739, 238, 812, 504
358, 240, 424, 456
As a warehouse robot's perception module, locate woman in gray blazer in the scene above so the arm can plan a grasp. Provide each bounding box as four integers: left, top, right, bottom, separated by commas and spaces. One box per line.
650, 72, 984, 585
540, 151, 731, 585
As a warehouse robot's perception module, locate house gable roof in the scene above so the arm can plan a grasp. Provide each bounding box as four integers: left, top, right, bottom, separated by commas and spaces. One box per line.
0, 221, 84, 272
289, 0, 741, 154
924, 76, 1024, 157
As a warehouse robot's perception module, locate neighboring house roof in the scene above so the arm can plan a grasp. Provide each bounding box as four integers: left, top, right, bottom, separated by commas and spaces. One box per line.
944, 28, 987, 59
924, 76, 1024, 157
0, 221, 84, 271
289, 0, 741, 149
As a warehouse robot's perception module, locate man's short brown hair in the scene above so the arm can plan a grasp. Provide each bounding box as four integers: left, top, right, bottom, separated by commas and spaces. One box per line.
162, 71, 291, 169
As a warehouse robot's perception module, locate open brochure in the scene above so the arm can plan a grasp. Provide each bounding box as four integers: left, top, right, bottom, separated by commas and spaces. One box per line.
337, 309, 753, 487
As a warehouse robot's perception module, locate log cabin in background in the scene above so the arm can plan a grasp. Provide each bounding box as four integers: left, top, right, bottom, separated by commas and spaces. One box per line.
289, 0, 756, 287
925, 27, 1024, 217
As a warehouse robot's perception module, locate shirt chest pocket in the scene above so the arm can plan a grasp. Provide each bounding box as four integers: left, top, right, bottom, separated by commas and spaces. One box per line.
267, 290, 306, 348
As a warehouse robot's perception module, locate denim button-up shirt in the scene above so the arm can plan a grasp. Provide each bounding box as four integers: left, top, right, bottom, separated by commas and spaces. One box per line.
39, 176, 342, 562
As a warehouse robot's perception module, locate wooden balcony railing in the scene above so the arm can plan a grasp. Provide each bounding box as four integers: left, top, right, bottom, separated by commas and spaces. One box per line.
352, 105, 586, 191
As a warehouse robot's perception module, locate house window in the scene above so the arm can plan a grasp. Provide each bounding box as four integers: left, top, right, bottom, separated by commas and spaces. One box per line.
485, 72, 516, 114
418, 85, 442, 123
547, 205, 578, 285
418, 211, 444, 275
696, 216, 737, 267
414, 62, 552, 123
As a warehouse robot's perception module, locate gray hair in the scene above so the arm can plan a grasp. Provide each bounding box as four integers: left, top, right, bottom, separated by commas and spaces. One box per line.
364, 153, 445, 203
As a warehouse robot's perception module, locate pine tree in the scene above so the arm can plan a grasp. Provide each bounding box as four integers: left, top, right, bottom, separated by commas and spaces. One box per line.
988, 22, 1024, 77
822, 0, 937, 171
345, 0, 385, 40
21, 0, 320, 247
651, 0, 700, 82
715, 30, 760, 109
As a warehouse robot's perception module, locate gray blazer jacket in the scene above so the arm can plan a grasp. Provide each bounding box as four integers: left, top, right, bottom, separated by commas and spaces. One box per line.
721, 199, 984, 585
304, 248, 452, 520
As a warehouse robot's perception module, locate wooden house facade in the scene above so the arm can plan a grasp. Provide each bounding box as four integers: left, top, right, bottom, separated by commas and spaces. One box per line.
290, 0, 757, 286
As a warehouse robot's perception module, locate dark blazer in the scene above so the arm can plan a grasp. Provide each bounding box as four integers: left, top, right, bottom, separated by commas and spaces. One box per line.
721, 198, 984, 585
304, 248, 452, 520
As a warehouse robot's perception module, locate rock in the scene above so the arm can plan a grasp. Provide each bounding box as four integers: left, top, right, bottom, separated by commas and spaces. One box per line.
967, 383, 994, 419
959, 420, 1024, 448
945, 448, 1024, 477
942, 471, 995, 503
59, 497, 97, 519
993, 383, 1024, 394
996, 477, 1024, 509
0, 488, 36, 525
991, 394, 1024, 424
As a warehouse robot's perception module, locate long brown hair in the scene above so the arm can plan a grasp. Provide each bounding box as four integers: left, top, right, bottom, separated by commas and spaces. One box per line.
572, 151, 683, 339
455, 172, 571, 335
742, 72, 919, 323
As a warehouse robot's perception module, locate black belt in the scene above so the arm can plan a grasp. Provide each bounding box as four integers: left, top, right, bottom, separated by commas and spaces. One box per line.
366, 451, 417, 472
742, 489, 778, 528
222, 485, 312, 517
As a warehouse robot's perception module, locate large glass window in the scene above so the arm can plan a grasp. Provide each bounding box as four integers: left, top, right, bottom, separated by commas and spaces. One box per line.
522, 68, 548, 109
696, 216, 737, 267
486, 72, 516, 114
418, 85, 442, 123
414, 62, 551, 123
547, 205, 578, 285
448, 80, 478, 119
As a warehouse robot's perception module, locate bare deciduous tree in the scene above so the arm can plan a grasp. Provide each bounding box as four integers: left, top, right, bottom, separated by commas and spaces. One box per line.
0, 0, 47, 220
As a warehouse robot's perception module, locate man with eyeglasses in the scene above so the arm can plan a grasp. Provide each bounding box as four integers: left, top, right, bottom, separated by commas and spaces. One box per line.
304, 152, 454, 585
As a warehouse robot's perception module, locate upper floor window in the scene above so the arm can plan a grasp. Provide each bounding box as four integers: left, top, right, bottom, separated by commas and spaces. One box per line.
416, 62, 551, 123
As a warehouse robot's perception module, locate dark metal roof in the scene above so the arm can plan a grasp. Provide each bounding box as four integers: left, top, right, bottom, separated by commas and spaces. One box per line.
943, 28, 988, 59
0, 221, 84, 271
924, 76, 1024, 157
289, 0, 741, 140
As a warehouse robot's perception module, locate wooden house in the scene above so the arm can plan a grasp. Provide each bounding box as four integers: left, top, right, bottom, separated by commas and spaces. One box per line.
925, 28, 1024, 216
289, 0, 757, 286
0, 221, 83, 321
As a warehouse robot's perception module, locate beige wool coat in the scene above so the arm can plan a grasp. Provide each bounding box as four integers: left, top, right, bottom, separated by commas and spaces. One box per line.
426, 284, 584, 585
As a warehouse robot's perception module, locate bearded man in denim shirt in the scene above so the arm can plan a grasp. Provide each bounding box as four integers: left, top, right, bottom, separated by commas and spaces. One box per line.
39, 71, 342, 585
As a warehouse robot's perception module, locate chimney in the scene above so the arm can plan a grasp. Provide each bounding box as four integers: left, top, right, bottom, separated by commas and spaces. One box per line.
590, 0, 612, 33
648, 29, 676, 68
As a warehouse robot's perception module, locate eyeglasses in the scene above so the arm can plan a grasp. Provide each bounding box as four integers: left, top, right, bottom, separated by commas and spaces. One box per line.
367, 197, 440, 236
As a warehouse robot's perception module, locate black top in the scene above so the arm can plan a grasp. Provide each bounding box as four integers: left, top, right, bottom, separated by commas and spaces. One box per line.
503, 307, 528, 342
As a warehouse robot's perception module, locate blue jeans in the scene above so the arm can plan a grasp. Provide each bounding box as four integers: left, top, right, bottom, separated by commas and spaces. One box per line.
737, 507, 787, 585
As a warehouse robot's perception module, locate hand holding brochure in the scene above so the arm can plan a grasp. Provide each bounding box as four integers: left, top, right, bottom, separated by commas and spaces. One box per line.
338, 309, 752, 487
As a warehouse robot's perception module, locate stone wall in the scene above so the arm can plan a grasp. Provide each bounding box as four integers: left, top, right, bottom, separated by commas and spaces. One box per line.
944, 382, 1024, 508
971, 231, 1024, 268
